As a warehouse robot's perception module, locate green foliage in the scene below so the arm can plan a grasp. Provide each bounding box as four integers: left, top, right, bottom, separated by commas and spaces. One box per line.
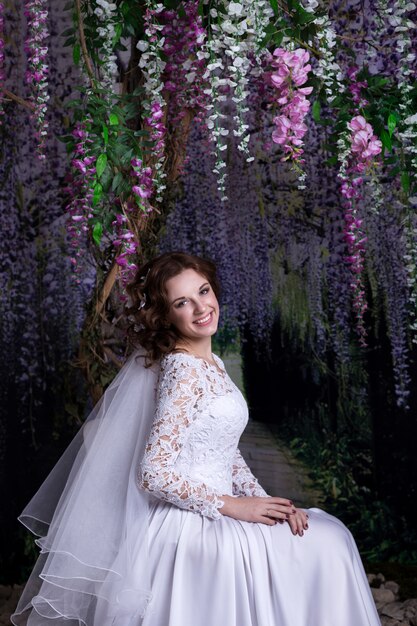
287, 432, 417, 564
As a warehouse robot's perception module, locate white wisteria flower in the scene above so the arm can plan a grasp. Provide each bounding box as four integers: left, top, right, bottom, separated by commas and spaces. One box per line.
93, 0, 118, 89
301, 1, 344, 103
203, 0, 273, 198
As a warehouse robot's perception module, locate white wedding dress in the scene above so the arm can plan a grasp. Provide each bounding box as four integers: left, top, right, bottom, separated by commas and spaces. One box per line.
94, 351, 381, 626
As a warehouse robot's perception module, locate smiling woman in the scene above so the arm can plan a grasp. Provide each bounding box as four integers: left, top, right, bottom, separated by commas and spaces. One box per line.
12, 251, 382, 626
126, 251, 222, 365
165, 269, 220, 359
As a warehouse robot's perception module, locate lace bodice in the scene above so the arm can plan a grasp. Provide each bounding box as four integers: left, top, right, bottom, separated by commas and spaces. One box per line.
139, 352, 267, 520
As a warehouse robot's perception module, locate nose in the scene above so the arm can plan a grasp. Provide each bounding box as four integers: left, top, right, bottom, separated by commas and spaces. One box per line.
193, 297, 207, 314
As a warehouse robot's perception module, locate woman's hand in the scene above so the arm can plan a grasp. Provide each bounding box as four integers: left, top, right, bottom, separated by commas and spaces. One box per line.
285, 507, 309, 536
219, 495, 309, 535
219, 495, 296, 526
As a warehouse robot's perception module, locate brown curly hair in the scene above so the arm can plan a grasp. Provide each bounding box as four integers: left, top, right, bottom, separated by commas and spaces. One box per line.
126, 251, 221, 365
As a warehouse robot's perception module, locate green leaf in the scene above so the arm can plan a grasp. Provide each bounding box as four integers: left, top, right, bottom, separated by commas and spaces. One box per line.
325, 155, 338, 166
112, 22, 123, 46
273, 31, 284, 46
92, 221, 103, 246
102, 124, 109, 145
73, 43, 81, 66
380, 129, 392, 152
401, 171, 410, 193
388, 164, 401, 177
96, 153, 108, 179
296, 6, 317, 24
92, 182, 103, 206
312, 100, 321, 123
269, 0, 279, 15
387, 113, 397, 137
109, 113, 119, 126
112, 171, 124, 192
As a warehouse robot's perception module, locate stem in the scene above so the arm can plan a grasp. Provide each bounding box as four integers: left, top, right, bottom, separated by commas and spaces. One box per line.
95, 261, 119, 316
335, 33, 385, 52
2, 89, 36, 112
75, 0, 95, 87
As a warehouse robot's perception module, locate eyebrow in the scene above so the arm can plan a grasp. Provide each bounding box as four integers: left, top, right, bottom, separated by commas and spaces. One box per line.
171, 282, 210, 305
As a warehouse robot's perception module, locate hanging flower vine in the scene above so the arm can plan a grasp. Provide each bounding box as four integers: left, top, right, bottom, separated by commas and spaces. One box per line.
338, 115, 382, 345
0, 1, 5, 124
137, 2, 167, 203
24, 0, 49, 159
65, 120, 96, 282
267, 47, 313, 187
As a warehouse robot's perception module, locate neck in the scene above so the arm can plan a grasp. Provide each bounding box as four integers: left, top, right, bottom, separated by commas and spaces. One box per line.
175, 338, 213, 362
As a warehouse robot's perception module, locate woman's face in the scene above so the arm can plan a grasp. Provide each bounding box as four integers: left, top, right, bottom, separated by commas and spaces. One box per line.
165, 268, 219, 341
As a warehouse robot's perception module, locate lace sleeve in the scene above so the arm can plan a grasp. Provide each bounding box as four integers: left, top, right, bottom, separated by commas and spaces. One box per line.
232, 448, 268, 497
139, 356, 225, 520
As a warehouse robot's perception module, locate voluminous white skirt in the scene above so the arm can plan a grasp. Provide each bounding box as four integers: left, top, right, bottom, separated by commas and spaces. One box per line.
95, 500, 381, 626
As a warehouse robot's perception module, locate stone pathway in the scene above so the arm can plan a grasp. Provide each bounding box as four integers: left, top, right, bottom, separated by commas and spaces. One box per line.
240, 419, 323, 507
2, 415, 416, 624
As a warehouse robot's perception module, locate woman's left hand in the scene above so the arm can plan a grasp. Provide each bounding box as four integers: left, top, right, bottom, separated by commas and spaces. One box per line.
281, 507, 309, 536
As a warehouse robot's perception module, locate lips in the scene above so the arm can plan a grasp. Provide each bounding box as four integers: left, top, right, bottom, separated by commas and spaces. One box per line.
194, 311, 213, 326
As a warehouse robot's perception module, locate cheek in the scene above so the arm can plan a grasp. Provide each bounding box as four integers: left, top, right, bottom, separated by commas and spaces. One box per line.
169, 308, 190, 327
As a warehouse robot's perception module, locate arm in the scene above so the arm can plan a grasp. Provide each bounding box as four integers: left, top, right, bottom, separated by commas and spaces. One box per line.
232, 448, 268, 497
139, 357, 224, 520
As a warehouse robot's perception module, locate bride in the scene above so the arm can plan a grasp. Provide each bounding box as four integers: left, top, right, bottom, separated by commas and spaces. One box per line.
12, 251, 381, 626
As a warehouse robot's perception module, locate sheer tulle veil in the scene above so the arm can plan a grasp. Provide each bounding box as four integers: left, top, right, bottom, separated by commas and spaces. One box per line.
11, 348, 160, 626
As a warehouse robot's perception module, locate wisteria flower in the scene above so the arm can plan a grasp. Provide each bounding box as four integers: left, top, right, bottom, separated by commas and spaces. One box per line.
24, 0, 50, 159
267, 47, 313, 179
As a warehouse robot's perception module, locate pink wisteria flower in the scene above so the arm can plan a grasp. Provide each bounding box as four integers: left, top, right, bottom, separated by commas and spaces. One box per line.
348, 115, 382, 163
131, 157, 154, 203
347, 66, 368, 108
338, 115, 382, 345
267, 48, 313, 166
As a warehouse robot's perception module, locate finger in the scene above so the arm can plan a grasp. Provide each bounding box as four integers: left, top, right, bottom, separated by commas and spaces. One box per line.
266, 504, 297, 517
298, 509, 309, 530
260, 515, 277, 526
287, 515, 298, 535
268, 497, 294, 507
295, 513, 305, 536
265, 508, 294, 521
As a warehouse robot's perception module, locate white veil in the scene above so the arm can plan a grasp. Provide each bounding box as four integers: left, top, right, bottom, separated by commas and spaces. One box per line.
11, 348, 159, 626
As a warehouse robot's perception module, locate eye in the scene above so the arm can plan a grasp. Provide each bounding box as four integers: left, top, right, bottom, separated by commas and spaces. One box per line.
175, 299, 187, 309
200, 287, 210, 295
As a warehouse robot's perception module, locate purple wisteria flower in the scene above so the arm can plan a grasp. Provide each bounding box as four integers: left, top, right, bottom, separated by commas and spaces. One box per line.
160, 2, 208, 127
0, 2, 5, 124
65, 121, 96, 282
24, 0, 49, 159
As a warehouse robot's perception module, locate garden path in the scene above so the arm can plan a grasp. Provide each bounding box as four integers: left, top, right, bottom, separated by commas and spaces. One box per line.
223, 351, 323, 507
239, 418, 323, 508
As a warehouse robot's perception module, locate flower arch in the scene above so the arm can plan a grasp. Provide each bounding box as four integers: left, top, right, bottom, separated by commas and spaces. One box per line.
2, 0, 417, 408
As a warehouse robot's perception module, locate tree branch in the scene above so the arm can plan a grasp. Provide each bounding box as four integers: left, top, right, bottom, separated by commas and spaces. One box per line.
95, 262, 119, 317
2, 89, 36, 112
75, 0, 96, 87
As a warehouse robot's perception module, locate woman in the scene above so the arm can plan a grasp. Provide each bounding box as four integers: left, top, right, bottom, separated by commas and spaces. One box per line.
12, 251, 381, 626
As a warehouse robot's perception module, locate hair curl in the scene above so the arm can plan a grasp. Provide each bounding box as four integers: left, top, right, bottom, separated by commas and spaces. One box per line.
126, 251, 220, 365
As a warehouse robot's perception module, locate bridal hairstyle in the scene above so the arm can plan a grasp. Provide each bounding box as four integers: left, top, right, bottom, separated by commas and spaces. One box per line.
127, 251, 221, 364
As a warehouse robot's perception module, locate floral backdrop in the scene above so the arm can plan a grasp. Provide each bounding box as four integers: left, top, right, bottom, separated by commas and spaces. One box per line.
1, 0, 417, 577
